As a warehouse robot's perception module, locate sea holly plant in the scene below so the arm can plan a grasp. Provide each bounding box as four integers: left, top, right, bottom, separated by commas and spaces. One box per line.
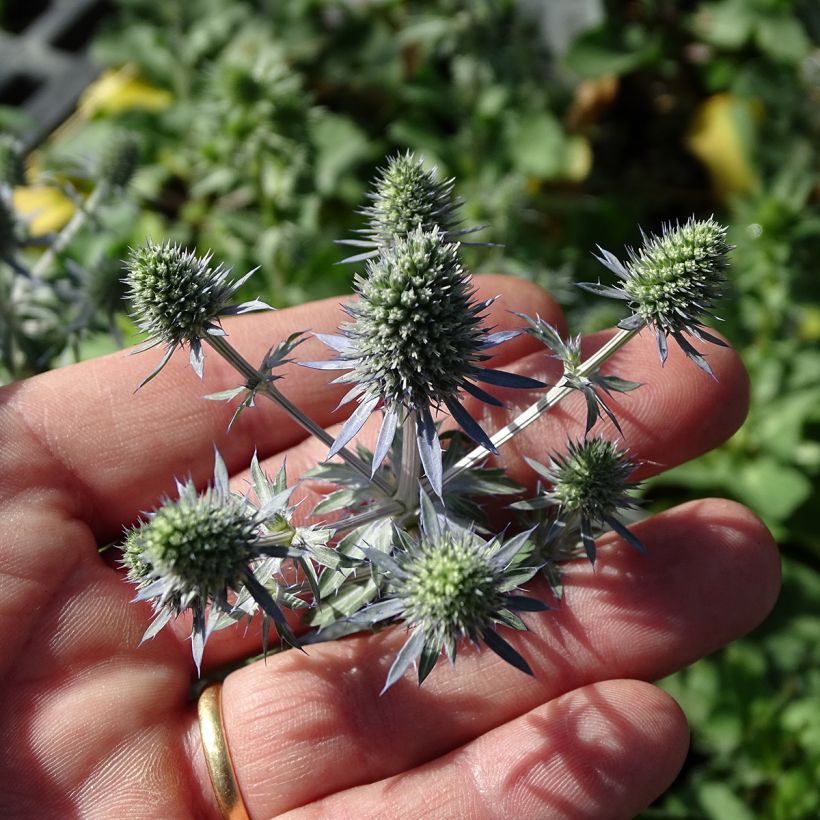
119, 152, 732, 690
0, 129, 142, 382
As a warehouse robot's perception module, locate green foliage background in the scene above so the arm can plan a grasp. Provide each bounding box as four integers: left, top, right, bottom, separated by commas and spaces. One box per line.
3, 0, 818, 815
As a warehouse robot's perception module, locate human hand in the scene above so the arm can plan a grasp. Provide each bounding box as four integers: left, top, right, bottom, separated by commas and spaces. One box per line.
0, 276, 778, 818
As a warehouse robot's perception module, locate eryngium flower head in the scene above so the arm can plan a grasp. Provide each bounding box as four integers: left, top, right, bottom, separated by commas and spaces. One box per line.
122, 453, 299, 671
580, 218, 731, 376
518, 437, 644, 564
0, 134, 25, 187
97, 130, 140, 189
125, 240, 269, 385
361, 493, 545, 691
337, 152, 484, 263
304, 226, 542, 494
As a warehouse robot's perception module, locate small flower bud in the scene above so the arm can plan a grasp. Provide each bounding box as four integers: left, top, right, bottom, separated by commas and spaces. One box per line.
97, 130, 140, 189
337, 152, 483, 262
522, 438, 644, 564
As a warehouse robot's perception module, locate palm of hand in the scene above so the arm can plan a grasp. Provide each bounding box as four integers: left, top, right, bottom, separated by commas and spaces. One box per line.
0, 278, 778, 819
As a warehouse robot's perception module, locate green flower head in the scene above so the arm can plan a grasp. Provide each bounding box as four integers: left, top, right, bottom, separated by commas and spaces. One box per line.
122, 452, 299, 671
581, 217, 731, 376
359, 492, 546, 691
97, 130, 140, 189
125, 240, 269, 386
337, 151, 484, 263
304, 226, 542, 495
520, 437, 644, 564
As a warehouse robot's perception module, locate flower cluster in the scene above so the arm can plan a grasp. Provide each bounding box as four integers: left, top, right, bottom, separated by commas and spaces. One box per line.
118, 152, 733, 689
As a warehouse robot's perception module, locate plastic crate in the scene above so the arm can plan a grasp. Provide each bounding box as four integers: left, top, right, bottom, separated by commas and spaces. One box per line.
0, 0, 111, 148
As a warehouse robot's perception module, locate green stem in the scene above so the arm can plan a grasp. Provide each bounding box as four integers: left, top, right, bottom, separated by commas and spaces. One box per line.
395, 409, 419, 506
204, 335, 392, 494
332, 501, 404, 533
31, 183, 109, 280
442, 328, 638, 485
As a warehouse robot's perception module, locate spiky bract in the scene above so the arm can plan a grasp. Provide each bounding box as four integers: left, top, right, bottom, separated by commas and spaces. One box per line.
518, 313, 640, 434
581, 217, 731, 375
521, 438, 644, 563
125, 240, 269, 385
337, 152, 479, 262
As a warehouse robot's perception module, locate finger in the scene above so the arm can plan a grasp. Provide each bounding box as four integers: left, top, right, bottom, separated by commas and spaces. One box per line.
283, 680, 688, 820
189, 498, 778, 816
2, 276, 563, 539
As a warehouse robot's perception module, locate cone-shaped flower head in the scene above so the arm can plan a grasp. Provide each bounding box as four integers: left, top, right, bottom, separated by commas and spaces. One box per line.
519, 437, 644, 564
337, 152, 483, 263
361, 493, 545, 691
581, 218, 731, 376
97, 130, 140, 189
122, 453, 299, 671
125, 240, 269, 385
0, 133, 25, 188
304, 226, 543, 494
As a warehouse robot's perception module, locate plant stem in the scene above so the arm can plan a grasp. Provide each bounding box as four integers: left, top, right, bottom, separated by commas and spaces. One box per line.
333, 501, 404, 533
395, 409, 419, 506
31, 183, 109, 280
443, 328, 638, 485
204, 334, 393, 494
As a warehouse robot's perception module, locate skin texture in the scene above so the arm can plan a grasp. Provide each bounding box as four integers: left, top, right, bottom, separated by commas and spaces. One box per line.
0, 276, 779, 819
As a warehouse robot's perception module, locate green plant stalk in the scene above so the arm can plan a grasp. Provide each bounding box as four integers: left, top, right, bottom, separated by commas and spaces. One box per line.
31, 182, 109, 280
333, 501, 404, 533
204, 334, 393, 494
395, 409, 420, 506
443, 328, 638, 485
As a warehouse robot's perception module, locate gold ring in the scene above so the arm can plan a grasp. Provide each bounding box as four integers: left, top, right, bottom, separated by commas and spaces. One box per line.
198, 682, 250, 820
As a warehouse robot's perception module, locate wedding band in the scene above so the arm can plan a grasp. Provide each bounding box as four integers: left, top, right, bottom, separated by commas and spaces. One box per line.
198, 683, 250, 820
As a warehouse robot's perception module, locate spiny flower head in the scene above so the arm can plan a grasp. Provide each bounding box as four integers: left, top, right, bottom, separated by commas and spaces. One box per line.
97, 130, 140, 189
0, 134, 25, 187
519, 437, 644, 564
304, 226, 542, 495
337, 152, 482, 263
580, 217, 731, 376
125, 240, 269, 385
122, 452, 299, 671
360, 492, 545, 691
